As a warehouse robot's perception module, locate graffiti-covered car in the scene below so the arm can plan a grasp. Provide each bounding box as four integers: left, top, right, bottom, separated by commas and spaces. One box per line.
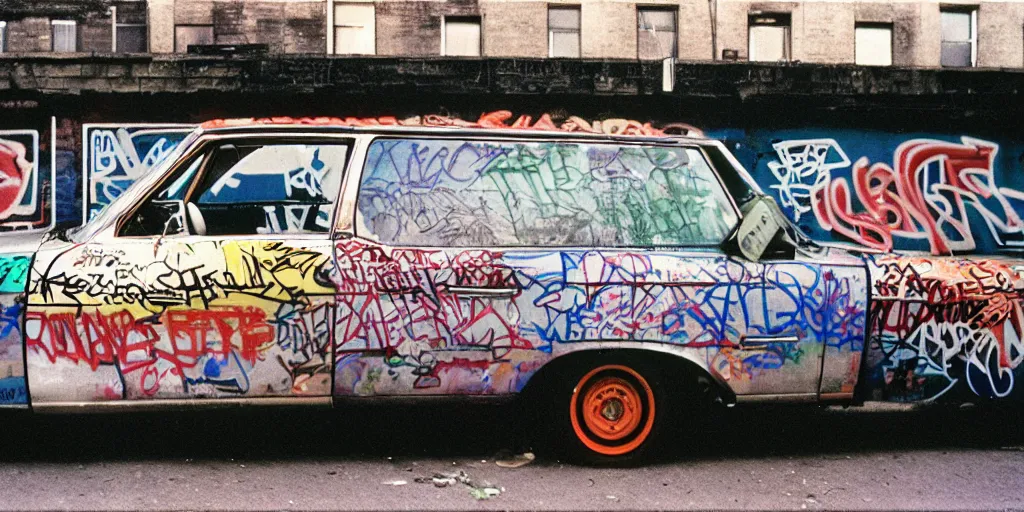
2, 113, 1023, 464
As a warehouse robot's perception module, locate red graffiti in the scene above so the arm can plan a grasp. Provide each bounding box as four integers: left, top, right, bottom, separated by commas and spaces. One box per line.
163, 308, 274, 365
813, 137, 1024, 254
331, 241, 533, 387
0, 139, 30, 220
870, 255, 1024, 398
27, 307, 275, 395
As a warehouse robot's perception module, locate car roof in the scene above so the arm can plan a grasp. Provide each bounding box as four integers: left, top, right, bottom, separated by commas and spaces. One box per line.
197, 112, 706, 144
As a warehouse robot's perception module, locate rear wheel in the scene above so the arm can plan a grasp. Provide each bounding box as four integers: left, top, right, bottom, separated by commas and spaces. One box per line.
570, 365, 657, 457
536, 357, 682, 465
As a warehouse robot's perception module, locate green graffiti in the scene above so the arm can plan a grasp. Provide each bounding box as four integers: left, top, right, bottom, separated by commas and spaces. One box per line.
359, 139, 739, 247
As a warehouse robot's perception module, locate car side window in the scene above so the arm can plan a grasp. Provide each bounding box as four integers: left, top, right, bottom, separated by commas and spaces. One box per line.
120, 141, 349, 237
356, 138, 738, 247
119, 155, 203, 237
190, 143, 348, 236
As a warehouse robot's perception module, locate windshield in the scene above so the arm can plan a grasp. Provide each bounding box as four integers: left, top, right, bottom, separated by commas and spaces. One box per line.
70, 129, 202, 240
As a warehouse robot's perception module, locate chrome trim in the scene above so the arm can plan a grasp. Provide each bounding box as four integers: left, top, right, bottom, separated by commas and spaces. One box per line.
740, 335, 799, 346
735, 393, 818, 404
33, 396, 332, 414
333, 394, 517, 406
819, 392, 855, 402
445, 286, 519, 298
738, 335, 800, 352
0, 404, 29, 410
335, 133, 371, 236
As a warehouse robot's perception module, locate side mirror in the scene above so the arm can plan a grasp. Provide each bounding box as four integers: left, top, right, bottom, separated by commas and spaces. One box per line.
153, 200, 185, 256
186, 202, 207, 236
736, 196, 784, 262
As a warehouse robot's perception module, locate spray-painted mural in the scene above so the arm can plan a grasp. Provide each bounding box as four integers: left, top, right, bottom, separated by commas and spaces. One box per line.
718, 129, 1024, 256
82, 124, 195, 222
0, 131, 52, 234
2, 112, 1024, 420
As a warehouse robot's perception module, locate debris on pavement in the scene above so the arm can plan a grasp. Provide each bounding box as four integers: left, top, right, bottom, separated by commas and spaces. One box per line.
470, 487, 502, 500
382, 480, 408, 486
495, 452, 535, 468
414, 469, 503, 500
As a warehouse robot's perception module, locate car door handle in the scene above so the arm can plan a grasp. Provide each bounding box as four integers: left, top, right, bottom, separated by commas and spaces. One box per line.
739, 335, 800, 350
445, 286, 520, 298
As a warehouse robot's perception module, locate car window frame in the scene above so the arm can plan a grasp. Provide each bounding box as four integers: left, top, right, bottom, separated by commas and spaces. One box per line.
351, 134, 742, 250
115, 132, 357, 240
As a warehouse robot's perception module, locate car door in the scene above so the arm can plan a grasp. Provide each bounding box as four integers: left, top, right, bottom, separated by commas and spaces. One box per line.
332, 136, 848, 399
25, 134, 352, 402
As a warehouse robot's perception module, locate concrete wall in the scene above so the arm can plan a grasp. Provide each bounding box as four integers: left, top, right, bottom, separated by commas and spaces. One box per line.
170, 0, 326, 52
0, 56, 1020, 257
3, 0, 1024, 68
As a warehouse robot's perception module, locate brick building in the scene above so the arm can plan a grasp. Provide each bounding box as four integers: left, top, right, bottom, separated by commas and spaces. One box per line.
0, 0, 1022, 67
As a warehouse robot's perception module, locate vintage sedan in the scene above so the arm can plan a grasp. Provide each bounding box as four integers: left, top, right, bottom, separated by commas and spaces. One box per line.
1, 114, 1021, 464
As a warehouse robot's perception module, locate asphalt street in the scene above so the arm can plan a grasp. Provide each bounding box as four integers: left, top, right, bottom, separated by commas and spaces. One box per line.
1, 401, 1023, 510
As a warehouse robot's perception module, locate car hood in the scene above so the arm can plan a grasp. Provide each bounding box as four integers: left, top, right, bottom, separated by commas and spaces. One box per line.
0, 231, 48, 256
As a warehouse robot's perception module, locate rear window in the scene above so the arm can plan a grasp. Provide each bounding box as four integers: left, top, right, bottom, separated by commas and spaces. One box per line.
355, 138, 738, 247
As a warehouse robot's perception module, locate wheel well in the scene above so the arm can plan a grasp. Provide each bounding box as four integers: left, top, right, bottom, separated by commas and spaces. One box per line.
519, 348, 732, 406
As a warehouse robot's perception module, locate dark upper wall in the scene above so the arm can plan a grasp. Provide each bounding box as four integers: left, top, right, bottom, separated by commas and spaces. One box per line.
1, 56, 1023, 255
0, 0, 112, 20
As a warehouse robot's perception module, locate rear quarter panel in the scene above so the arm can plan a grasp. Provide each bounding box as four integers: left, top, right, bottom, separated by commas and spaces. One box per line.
862, 254, 1024, 402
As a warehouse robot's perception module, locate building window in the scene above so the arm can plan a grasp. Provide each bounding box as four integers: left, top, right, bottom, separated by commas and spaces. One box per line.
941, 8, 976, 67
51, 20, 77, 52
0, 22, 7, 53
442, 16, 481, 57
855, 22, 893, 66
748, 13, 790, 62
112, 4, 148, 53
334, 3, 375, 55
549, 6, 580, 58
175, 25, 214, 53
637, 8, 677, 60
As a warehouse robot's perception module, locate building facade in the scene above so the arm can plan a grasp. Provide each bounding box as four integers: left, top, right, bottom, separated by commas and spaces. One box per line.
0, 0, 1022, 68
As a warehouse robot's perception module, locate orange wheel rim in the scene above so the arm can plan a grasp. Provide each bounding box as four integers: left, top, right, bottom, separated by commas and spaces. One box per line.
569, 365, 656, 457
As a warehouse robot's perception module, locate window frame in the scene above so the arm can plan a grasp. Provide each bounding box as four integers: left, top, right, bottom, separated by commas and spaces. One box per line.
111, 3, 149, 53
51, 20, 78, 53
116, 133, 357, 240
174, 24, 215, 53
636, 7, 678, 60
748, 12, 791, 62
352, 135, 742, 250
548, 5, 581, 58
854, 22, 893, 66
333, 2, 376, 55
441, 16, 483, 57
939, 6, 977, 68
